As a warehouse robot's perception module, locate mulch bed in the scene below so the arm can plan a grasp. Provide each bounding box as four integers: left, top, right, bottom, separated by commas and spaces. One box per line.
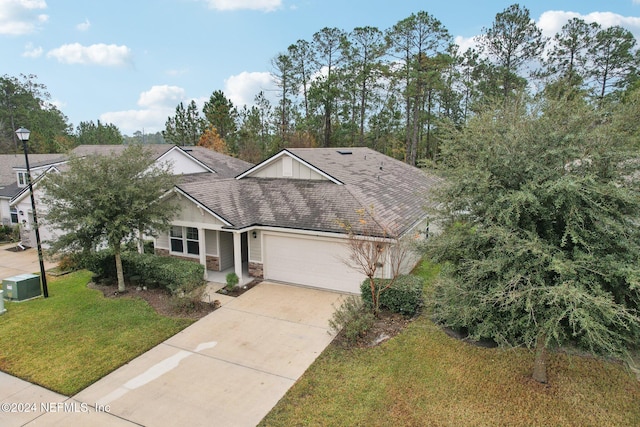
215, 279, 261, 297
88, 282, 218, 319
334, 309, 415, 348
4, 245, 28, 252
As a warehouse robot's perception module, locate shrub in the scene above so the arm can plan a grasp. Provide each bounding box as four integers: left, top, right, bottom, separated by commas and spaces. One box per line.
0, 225, 18, 242
329, 296, 375, 345
360, 275, 424, 315
169, 284, 208, 313
79, 250, 205, 294
225, 272, 239, 291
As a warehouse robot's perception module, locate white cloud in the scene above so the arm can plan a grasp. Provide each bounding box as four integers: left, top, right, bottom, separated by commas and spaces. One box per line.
224, 71, 275, 107
537, 10, 640, 38
454, 35, 479, 54
200, 0, 281, 12
0, 0, 48, 35
137, 85, 186, 108
101, 85, 190, 134
76, 18, 90, 31
21, 41, 42, 57
47, 43, 132, 66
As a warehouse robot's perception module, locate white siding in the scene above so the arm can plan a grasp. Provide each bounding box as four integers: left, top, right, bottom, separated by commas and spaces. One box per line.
251, 156, 327, 180
156, 230, 169, 249
158, 149, 209, 175
219, 231, 234, 270
205, 229, 218, 256
249, 230, 262, 262
171, 195, 225, 227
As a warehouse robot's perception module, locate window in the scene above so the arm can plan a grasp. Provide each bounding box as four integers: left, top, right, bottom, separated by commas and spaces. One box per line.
170, 226, 199, 256
170, 226, 183, 253
186, 227, 199, 255
17, 172, 27, 187
10, 208, 18, 224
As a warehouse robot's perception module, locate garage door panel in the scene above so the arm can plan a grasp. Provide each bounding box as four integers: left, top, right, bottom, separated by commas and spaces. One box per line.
264, 234, 363, 293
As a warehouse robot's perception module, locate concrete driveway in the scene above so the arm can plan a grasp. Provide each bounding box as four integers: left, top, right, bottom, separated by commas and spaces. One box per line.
17, 282, 344, 426
0, 244, 57, 280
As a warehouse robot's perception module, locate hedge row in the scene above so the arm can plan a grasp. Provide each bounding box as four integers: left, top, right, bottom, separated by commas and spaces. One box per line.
360, 275, 424, 315
79, 250, 205, 294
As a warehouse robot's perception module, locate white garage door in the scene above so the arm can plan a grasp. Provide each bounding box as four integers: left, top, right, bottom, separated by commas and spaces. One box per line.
263, 234, 364, 293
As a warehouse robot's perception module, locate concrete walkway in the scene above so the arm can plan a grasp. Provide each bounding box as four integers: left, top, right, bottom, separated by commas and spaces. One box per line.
1, 276, 344, 426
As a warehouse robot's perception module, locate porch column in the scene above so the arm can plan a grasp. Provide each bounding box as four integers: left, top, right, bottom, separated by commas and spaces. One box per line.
233, 231, 243, 285
198, 227, 207, 280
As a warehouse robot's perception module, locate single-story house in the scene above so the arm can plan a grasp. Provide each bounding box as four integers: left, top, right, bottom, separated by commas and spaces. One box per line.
154, 147, 441, 293
6, 144, 440, 294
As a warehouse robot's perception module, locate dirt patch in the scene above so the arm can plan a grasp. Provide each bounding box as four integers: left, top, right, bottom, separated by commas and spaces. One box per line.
215, 279, 261, 297
88, 282, 218, 319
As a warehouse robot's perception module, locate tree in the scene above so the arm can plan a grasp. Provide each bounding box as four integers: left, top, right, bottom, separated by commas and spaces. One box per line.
310, 27, 348, 147
202, 90, 238, 144
0, 74, 72, 153
386, 11, 452, 165
163, 100, 204, 146
539, 18, 599, 93
41, 145, 181, 292
426, 96, 640, 383
198, 125, 229, 155
479, 4, 545, 99
344, 26, 388, 145
339, 206, 412, 316
588, 25, 637, 103
75, 120, 123, 145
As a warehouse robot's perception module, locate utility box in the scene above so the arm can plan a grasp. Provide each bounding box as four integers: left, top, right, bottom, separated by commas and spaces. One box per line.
2, 274, 42, 301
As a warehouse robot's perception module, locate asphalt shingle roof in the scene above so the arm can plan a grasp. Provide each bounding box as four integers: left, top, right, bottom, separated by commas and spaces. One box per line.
178, 147, 441, 236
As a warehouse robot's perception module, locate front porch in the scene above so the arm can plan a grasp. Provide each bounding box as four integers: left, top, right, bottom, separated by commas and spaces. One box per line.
206, 262, 252, 285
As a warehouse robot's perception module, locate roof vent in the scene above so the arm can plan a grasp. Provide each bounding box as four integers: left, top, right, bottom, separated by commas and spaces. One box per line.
337, 150, 352, 155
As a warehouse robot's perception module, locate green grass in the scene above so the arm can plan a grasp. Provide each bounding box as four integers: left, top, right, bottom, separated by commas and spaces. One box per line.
0, 271, 193, 395
260, 261, 640, 427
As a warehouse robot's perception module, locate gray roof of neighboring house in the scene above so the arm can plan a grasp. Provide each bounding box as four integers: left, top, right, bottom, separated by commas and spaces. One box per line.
70, 144, 173, 158
178, 147, 441, 236
183, 146, 253, 178
0, 153, 66, 199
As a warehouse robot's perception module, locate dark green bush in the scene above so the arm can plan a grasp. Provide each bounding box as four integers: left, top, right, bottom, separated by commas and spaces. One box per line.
360, 275, 424, 315
79, 250, 205, 294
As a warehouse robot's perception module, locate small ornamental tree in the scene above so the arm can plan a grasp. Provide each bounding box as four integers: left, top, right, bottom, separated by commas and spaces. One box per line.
426, 95, 640, 383
339, 206, 413, 316
41, 144, 181, 292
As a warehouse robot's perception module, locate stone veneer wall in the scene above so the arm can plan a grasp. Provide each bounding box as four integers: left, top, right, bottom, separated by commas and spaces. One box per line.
155, 248, 220, 271
248, 262, 263, 279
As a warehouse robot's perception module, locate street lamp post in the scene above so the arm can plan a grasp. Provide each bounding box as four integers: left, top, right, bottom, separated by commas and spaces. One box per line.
15, 127, 49, 298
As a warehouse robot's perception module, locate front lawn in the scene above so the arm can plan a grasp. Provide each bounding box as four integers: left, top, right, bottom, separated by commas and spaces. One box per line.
0, 270, 193, 395
260, 261, 640, 426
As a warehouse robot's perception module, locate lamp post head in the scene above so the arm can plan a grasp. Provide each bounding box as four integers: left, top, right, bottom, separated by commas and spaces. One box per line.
15, 127, 31, 142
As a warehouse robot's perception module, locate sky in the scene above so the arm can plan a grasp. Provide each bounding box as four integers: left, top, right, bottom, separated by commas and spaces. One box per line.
2, 0, 640, 136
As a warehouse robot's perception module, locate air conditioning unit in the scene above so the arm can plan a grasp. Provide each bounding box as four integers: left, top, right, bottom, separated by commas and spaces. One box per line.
2, 274, 42, 301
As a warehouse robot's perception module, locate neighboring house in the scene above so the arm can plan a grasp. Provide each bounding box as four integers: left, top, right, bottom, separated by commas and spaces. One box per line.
0, 153, 67, 228
155, 147, 440, 293
8, 145, 251, 249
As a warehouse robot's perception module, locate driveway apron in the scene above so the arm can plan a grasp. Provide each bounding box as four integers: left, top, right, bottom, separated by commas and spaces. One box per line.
30, 282, 344, 427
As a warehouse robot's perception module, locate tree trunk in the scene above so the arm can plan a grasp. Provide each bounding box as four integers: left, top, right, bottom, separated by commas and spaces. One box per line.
114, 246, 126, 292
369, 277, 379, 317
532, 332, 548, 383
